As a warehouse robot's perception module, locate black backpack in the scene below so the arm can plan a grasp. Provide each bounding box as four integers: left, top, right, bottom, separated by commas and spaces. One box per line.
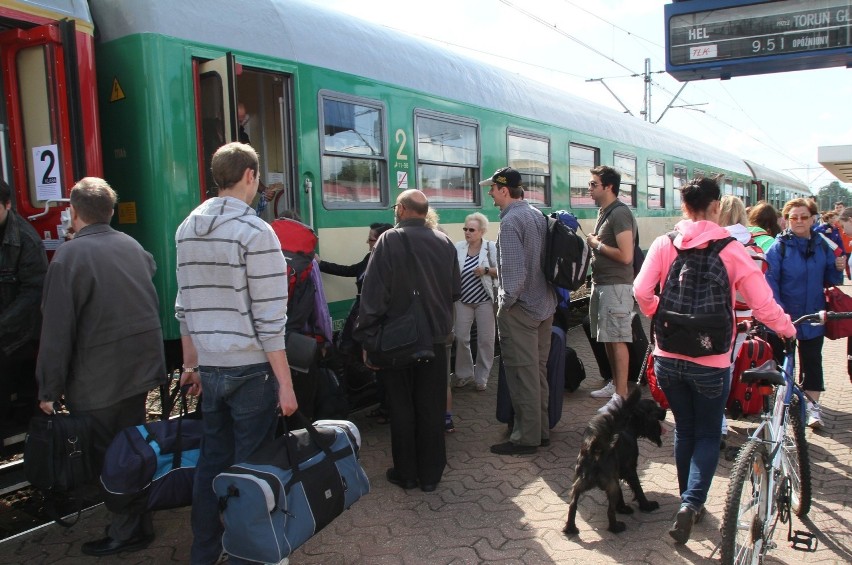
540, 212, 591, 291
654, 234, 736, 357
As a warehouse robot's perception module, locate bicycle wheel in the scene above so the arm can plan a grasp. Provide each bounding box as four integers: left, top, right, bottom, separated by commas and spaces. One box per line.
720, 439, 769, 565
782, 394, 812, 517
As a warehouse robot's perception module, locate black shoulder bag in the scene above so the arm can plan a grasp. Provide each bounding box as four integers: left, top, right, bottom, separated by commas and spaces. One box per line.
365, 229, 435, 369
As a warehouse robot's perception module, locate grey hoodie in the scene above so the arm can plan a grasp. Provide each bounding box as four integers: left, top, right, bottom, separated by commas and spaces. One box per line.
175, 196, 288, 367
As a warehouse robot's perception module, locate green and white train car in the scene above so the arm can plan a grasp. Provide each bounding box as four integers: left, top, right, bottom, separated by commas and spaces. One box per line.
87, 0, 808, 344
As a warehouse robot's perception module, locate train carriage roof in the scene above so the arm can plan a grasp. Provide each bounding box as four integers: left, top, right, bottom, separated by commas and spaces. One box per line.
744, 160, 810, 193
5, 0, 93, 29
89, 0, 756, 177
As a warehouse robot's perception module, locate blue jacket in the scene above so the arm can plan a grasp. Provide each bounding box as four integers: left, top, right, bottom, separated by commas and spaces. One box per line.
765, 229, 843, 340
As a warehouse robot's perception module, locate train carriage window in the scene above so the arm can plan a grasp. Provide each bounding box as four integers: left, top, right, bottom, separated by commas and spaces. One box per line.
647, 160, 665, 209
673, 164, 687, 210
693, 168, 705, 179
569, 143, 598, 207
724, 176, 733, 196
320, 94, 386, 207
508, 131, 549, 207
614, 152, 636, 207
415, 111, 478, 205
736, 179, 748, 206
15, 45, 64, 207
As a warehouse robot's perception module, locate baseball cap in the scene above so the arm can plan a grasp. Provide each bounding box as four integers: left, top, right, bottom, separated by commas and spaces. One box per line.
479, 167, 521, 188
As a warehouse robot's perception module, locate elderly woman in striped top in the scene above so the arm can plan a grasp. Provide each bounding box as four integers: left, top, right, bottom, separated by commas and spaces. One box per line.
452, 212, 499, 392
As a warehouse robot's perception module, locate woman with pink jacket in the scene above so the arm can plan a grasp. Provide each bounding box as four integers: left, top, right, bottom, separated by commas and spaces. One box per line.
634, 177, 795, 545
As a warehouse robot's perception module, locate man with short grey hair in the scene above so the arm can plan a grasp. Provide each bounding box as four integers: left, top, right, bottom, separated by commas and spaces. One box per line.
483, 167, 556, 455
37, 177, 166, 556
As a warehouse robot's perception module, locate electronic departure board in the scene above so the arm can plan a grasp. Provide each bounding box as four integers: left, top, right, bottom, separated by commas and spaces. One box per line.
665, 0, 852, 81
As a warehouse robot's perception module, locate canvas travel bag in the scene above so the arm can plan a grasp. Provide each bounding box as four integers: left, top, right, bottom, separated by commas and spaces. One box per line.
100, 385, 201, 513
24, 408, 96, 527
25, 410, 96, 494
824, 286, 852, 340
213, 415, 370, 563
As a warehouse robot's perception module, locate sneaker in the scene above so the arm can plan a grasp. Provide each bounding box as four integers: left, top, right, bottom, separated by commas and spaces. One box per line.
807, 403, 823, 430
475, 383, 487, 392
445, 416, 455, 433
453, 377, 473, 389
597, 393, 624, 415
590, 380, 616, 398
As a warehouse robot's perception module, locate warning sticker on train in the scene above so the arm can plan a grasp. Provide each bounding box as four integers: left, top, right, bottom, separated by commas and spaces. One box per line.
110, 77, 126, 102
397, 171, 408, 189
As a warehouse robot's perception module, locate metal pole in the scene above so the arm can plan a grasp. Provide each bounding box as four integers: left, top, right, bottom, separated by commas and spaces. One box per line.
644, 58, 651, 122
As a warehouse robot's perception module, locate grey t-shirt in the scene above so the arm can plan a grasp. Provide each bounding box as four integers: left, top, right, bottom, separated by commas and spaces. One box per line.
590, 201, 636, 285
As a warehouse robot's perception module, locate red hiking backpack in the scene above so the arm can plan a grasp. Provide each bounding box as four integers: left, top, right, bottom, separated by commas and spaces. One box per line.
727, 333, 774, 419
271, 218, 319, 333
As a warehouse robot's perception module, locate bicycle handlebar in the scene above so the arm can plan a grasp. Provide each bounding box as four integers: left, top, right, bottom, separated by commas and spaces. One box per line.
791, 310, 852, 326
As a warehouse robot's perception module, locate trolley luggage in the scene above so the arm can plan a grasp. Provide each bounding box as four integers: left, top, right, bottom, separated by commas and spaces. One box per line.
564, 344, 586, 392
495, 326, 566, 429
213, 417, 369, 564
727, 334, 774, 419
582, 313, 648, 383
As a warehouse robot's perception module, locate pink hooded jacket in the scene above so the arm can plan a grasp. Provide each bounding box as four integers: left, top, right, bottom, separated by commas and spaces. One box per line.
634, 219, 795, 368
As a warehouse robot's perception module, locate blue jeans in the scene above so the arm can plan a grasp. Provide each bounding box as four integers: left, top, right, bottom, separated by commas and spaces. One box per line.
190, 363, 279, 565
654, 357, 730, 512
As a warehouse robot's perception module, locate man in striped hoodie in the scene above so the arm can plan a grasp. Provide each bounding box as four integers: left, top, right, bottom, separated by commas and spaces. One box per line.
176, 142, 297, 565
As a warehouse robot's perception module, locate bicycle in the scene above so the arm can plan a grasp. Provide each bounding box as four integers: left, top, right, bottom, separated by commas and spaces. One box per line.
719, 310, 852, 565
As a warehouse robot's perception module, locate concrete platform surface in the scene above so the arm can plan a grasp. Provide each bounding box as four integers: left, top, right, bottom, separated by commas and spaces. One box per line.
2, 295, 851, 564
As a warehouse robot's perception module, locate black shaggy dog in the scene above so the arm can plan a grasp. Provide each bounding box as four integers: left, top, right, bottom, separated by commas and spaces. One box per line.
563, 387, 666, 535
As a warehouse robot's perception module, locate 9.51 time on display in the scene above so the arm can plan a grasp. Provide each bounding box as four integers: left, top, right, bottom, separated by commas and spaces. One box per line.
665, 0, 852, 81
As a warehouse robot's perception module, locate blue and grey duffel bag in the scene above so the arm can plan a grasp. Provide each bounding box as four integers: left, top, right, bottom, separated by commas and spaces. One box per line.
100, 386, 202, 513
213, 415, 370, 563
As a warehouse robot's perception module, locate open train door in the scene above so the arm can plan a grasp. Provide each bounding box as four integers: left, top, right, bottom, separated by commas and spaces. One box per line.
193, 54, 298, 222
0, 18, 94, 249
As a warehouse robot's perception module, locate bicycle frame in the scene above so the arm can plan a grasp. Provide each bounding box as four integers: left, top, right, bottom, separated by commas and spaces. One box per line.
722, 310, 851, 564
746, 341, 808, 552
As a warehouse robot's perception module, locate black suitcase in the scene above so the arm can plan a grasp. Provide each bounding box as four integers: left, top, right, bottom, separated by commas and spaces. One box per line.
582, 313, 648, 383
564, 345, 586, 392
496, 326, 566, 429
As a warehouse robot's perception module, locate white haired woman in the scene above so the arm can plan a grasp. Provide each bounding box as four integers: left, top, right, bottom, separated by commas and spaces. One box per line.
452, 212, 498, 392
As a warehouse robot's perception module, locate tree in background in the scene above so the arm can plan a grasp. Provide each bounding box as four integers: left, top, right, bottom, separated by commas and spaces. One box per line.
817, 181, 852, 212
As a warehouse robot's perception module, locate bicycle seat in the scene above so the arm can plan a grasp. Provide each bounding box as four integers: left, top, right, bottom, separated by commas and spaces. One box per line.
740, 360, 786, 386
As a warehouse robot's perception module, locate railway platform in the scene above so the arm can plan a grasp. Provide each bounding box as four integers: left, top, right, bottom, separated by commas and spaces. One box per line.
1, 289, 851, 564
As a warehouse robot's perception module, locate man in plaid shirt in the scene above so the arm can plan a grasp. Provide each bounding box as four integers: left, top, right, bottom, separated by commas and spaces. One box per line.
482, 167, 556, 455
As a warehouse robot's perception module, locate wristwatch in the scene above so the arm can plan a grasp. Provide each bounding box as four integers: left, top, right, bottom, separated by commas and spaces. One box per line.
484, 267, 490, 274
596, 241, 604, 252
182, 365, 199, 373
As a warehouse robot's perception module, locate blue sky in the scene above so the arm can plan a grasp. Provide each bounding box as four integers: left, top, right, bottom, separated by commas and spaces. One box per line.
312, 0, 851, 192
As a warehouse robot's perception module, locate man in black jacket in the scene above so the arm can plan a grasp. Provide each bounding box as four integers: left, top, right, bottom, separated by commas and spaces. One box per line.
354, 189, 460, 492
0, 180, 47, 430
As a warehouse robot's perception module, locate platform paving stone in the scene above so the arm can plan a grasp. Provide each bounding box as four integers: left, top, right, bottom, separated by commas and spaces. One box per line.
1, 287, 851, 563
